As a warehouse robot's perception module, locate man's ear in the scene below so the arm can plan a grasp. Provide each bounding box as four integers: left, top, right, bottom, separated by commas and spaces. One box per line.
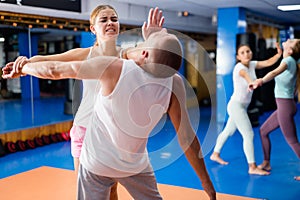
142, 50, 149, 58
135, 50, 148, 66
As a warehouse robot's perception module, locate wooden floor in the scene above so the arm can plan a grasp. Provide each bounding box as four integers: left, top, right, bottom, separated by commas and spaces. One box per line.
0, 166, 257, 200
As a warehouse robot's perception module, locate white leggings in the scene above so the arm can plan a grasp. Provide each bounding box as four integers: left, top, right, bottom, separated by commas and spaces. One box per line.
214, 99, 255, 163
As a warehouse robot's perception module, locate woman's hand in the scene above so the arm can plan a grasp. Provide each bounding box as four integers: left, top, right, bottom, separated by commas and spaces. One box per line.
142, 7, 164, 40
248, 78, 263, 91
2, 56, 29, 79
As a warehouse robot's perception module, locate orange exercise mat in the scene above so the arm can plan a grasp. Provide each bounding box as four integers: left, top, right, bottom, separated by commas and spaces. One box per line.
0, 166, 258, 200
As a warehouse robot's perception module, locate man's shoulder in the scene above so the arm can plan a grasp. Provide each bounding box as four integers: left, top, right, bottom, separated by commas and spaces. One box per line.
173, 73, 183, 82
172, 74, 185, 91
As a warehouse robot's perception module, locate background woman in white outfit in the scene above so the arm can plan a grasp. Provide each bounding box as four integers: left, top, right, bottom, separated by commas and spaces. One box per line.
210, 43, 282, 175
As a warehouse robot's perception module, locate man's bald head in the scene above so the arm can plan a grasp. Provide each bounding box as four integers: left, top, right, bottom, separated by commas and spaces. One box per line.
143, 28, 183, 78
127, 28, 183, 78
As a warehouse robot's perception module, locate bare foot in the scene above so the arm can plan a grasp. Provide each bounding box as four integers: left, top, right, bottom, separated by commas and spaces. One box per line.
210, 153, 229, 165
257, 162, 271, 171
294, 176, 300, 181
248, 167, 270, 175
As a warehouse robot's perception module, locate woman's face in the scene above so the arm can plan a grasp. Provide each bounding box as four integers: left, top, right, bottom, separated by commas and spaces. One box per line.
282, 39, 298, 53
90, 8, 120, 42
236, 45, 253, 64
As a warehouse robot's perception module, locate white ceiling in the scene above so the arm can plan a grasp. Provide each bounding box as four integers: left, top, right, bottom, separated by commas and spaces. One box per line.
116, 0, 300, 24
112, 0, 300, 32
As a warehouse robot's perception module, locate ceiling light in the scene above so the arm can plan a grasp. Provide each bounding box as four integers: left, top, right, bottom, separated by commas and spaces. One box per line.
277, 5, 300, 11
177, 11, 190, 17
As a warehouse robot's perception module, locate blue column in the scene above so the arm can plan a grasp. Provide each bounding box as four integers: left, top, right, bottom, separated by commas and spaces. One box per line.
18, 32, 40, 99
80, 32, 95, 47
216, 7, 246, 124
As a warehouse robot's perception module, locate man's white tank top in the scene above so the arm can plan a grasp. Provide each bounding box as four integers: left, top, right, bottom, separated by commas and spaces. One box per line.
80, 59, 173, 177
73, 47, 101, 127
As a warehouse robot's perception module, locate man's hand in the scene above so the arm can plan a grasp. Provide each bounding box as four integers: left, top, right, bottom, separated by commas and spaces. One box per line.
142, 7, 164, 40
